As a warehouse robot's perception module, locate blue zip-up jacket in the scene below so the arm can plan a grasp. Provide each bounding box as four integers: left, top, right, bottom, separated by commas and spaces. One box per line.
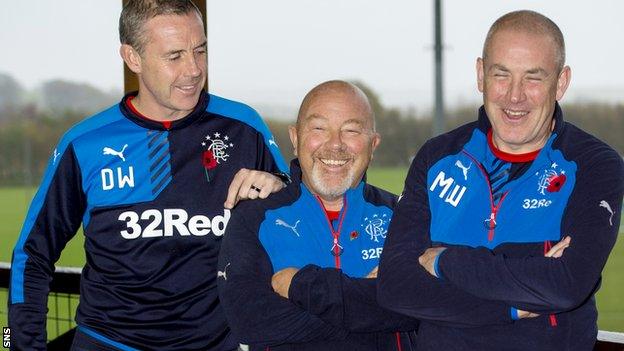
218, 159, 418, 351
378, 104, 623, 350
9, 91, 288, 351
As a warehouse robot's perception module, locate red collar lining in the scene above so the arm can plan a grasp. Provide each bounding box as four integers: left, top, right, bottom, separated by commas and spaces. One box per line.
126, 96, 172, 130
487, 130, 540, 163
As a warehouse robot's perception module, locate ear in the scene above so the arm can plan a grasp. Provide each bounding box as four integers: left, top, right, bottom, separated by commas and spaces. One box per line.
555, 66, 571, 101
369, 133, 381, 161
120, 44, 142, 74
476, 57, 485, 93
288, 125, 298, 157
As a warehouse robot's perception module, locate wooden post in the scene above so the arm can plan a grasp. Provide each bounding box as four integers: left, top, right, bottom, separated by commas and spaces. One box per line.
121, 0, 207, 94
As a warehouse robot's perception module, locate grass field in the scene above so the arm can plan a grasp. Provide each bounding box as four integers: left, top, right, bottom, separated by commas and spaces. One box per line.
1, 168, 623, 333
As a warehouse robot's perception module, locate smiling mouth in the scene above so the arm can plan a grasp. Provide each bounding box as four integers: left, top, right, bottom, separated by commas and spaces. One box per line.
503, 109, 529, 118
176, 83, 199, 94
320, 158, 348, 166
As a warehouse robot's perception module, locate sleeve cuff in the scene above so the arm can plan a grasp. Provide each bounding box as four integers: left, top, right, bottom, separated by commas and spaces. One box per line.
510, 307, 520, 320
433, 248, 447, 279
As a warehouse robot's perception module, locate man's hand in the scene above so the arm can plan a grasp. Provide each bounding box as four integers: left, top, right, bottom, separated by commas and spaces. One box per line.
366, 266, 378, 279
418, 247, 446, 277
545, 236, 571, 258
272, 267, 299, 298
517, 236, 572, 319
224, 169, 286, 209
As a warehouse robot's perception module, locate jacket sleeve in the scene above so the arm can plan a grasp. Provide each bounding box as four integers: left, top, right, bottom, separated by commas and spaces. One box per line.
8, 144, 86, 350
252, 115, 290, 181
436, 150, 624, 313
288, 264, 419, 333
217, 206, 348, 347
377, 142, 514, 328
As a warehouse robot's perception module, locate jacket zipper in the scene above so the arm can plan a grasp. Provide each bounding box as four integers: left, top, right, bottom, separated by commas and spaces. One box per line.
315, 195, 347, 269
462, 150, 508, 242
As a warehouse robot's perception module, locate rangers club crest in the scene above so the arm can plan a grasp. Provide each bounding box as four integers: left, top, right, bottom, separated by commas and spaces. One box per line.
361, 214, 389, 243
201, 132, 234, 182
536, 162, 567, 195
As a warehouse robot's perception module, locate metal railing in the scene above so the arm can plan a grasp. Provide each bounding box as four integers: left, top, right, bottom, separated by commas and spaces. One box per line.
1, 262, 623, 350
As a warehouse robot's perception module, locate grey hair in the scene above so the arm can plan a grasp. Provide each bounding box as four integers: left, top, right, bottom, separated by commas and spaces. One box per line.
119, 0, 202, 54
483, 10, 566, 72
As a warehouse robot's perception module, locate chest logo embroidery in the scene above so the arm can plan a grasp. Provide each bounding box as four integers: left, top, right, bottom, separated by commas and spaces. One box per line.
429, 171, 467, 207
201, 132, 234, 182
102, 144, 128, 162
455, 160, 472, 181
275, 219, 301, 237
361, 214, 389, 243
536, 162, 567, 195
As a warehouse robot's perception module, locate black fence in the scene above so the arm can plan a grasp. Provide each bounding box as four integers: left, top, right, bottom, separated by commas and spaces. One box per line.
1, 263, 623, 350
0, 262, 80, 349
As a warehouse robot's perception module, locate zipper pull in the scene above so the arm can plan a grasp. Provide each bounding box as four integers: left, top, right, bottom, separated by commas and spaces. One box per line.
330, 237, 344, 256
483, 212, 497, 229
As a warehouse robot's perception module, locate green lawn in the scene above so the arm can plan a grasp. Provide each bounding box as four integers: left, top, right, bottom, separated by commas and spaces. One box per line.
1, 168, 623, 333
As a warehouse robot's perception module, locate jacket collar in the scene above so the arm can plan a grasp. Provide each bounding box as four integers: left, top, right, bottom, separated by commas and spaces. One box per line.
119, 90, 209, 131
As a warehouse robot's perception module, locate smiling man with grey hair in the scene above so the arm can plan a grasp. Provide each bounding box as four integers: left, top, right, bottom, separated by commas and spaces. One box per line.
218, 80, 418, 351
378, 10, 623, 350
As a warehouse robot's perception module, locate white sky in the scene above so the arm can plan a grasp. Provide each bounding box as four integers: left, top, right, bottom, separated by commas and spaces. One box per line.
1, 0, 623, 117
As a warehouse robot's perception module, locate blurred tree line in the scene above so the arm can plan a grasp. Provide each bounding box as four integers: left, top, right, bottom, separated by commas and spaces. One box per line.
0, 74, 622, 186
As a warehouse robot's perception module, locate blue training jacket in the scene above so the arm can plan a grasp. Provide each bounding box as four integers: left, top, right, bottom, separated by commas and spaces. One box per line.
378, 103, 624, 350
9, 91, 288, 351
218, 159, 418, 351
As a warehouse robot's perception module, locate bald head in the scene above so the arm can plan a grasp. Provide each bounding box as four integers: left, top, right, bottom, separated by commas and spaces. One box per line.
289, 80, 380, 204
296, 80, 375, 131
483, 10, 565, 72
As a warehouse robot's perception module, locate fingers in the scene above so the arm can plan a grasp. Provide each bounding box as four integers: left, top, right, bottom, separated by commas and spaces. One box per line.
224, 169, 286, 209
224, 168, 248, 209
545, 236, 571, 258
516, 309, 540, 319
366, 266, 378, 279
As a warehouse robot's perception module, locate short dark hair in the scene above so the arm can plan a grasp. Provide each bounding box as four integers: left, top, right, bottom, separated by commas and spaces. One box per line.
483, 10, 566, 72
119, 0, 202, 54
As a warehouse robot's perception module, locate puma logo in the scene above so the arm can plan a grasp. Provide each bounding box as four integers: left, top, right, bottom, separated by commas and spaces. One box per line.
275, 219, 300, 237
600, 200, 614, 226
218, 263, 231, 280
455, 160, 472, 181
103, 144, 128, 162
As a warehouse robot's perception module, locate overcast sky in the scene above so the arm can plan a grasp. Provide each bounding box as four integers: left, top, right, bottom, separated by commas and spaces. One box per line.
1, 0, 623, 118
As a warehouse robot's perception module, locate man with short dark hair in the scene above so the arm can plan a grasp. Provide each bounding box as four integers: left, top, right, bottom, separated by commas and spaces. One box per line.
378, 10, 623, 350
8, 1, 288, 350
218, 80, 418, 351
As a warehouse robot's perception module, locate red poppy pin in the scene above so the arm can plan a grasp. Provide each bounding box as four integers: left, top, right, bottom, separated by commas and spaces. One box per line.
350, 231, 359, 241
547, 174, 566, 192
202, 150, 217, 182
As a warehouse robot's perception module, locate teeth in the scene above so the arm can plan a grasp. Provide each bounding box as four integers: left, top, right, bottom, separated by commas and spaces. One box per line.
504, 109, 528, 117
320, 159, 348, 166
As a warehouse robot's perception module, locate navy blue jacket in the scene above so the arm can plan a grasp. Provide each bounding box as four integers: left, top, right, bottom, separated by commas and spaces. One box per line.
9, 91, 288, 351
378, 104, 623, 350
218, 160, 418, 351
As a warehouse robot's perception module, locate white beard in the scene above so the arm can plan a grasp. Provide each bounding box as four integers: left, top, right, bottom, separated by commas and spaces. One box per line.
309, 162, 357, 199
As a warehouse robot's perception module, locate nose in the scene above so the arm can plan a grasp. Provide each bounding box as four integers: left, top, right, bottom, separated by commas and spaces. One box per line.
327, 130, 346, 150
185, 54, 203, 78
508, 78, 526, 104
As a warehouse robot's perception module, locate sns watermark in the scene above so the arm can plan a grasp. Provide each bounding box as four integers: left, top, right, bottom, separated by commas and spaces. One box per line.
2, 327, 9, 349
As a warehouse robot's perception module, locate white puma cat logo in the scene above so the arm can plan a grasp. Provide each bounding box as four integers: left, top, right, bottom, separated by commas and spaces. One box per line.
275, 219, 301, 237
102, 144, 128, 162
455, 160, 472, 181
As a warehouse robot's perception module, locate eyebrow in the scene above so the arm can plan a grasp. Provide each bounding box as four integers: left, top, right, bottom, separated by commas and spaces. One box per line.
488, 64, 547, 75
164, 41, 207, 56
